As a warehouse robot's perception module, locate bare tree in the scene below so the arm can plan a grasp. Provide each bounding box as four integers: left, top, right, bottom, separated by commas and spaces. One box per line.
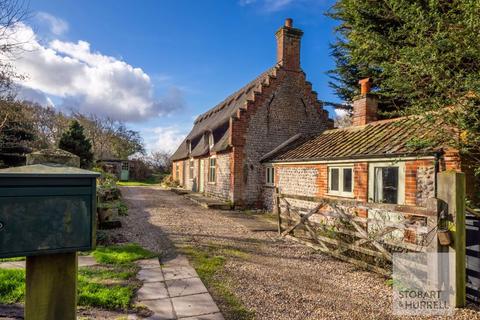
148, 151, 172, 173
0, 0, 30, 97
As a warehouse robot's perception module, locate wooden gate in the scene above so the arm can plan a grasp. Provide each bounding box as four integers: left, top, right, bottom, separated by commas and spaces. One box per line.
466, 207, 480, 303
274, 190, 437, 276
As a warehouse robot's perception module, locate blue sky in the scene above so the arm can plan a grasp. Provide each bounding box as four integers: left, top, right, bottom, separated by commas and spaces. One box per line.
19, 0, 339, 153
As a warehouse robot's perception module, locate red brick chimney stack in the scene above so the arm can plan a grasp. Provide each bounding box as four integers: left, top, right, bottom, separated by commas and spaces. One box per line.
275, 18, 303, 71
352, 78, 378, 126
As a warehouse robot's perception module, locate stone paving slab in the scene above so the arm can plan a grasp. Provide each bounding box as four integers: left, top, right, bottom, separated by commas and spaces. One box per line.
78, 255, 98, 267
0, 261, 25, 269
165, 277, 208, 297
162, 255, 190, 267
179, 312, 225, 320
137, 281, 169, 301
0, 255, 98, 269
138, 267, 165, 282
140, 298, 175, 320
135, 254, 223, 320
137, 258, 161, 269
171, 293, 220, 318
162, 265, 198, 281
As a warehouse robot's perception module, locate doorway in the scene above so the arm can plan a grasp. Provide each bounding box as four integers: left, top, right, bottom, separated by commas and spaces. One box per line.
199, 159, 205, 193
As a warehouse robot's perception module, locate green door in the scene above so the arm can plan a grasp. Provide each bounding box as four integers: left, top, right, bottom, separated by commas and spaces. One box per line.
120, 162, 129, 181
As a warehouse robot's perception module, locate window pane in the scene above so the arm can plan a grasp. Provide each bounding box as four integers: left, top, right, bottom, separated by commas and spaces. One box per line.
343, 168, 352, 192
209, 158, 216, 182
271, 167, 275, 183
330, 168, 339, 191
382, 167, 398, 204
374, 167, 398, 204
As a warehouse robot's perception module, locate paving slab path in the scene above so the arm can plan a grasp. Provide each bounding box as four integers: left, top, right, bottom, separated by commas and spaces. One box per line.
133, 257, 223, 320
0, 255, 98, 269
112, 186, 480, 320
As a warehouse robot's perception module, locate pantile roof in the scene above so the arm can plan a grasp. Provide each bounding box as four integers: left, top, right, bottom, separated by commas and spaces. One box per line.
263, 116, 444, 162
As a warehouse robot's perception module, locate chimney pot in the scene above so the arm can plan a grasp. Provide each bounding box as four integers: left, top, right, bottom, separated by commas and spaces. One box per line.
285, 18, 293, 28
352, 78, 377, 126
359, 78, 371, 95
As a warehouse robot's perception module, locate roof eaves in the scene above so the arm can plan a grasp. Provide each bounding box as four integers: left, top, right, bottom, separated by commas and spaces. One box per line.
266, 150, 441, 164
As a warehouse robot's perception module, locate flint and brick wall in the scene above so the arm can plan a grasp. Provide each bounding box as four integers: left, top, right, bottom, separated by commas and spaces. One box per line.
172, 160, 186, 186
235, 68, 330, 207
205, 152, 231, 201
268, 159, 438, 213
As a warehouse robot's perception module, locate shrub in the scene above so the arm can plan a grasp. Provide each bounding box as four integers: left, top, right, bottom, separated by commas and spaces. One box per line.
162, 174, 179, 188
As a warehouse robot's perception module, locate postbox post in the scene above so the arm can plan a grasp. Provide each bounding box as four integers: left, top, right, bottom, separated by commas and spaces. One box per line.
24, 149, 81, 320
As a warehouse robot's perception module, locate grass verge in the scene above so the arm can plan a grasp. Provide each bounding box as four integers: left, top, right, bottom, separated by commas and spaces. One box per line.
0, 243, 158, 312
117, 174, 166, 187
181, 244, 255, 320
93, 243, 157, 265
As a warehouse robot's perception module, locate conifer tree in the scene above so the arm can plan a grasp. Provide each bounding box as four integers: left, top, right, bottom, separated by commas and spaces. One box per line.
59, 120, 93, 168
328, 0, 480, 192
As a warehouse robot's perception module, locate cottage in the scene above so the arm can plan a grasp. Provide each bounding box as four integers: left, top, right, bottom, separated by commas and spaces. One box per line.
171, 19, 331, 207
172, 19, 478, 210
261, 79, 479, 212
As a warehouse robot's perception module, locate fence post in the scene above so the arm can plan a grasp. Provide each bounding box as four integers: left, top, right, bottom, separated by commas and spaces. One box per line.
437, 171, 466, 308
275, 187, 282, 235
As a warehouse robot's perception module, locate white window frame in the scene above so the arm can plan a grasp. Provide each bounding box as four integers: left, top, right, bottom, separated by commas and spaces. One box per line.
265, 165, 275, 187
327, 165, 354, 198
368, 161, 405, 205
208, 157, 216, 183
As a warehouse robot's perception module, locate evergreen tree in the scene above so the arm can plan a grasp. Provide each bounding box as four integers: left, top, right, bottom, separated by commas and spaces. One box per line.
0, 100, 35, 167
327, 0, 480, 182
59, 120, 94, 168
327, 0, 480, 115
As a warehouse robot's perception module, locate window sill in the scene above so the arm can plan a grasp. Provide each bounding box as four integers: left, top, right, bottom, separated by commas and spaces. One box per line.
265, 184, 275, 188
208, 182, 216, 185
326, 192, 355, 199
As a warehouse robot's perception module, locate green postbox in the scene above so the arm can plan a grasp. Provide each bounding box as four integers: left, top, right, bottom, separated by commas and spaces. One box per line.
0, 163, 100, 258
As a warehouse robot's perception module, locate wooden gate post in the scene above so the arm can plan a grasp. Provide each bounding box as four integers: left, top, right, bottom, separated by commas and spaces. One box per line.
275, 187, 282, 235
437, 171, 466, 308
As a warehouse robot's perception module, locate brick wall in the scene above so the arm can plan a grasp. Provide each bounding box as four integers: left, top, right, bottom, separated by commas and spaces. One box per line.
205, 152, 231, 201
237, 68, 329, 207
172, 160, 186, 186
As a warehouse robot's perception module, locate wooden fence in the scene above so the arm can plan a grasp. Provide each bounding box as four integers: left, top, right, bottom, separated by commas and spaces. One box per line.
274, 190, 439, 276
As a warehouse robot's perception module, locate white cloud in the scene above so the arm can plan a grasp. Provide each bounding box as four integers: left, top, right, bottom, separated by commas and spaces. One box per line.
5, 22, 184, 122
239, 0, 324, 12
142, 125, 187, 154
16, 85, 55, 107
36, 12, 69, 35
334, 108, 348, 118
239, 0, 294, 11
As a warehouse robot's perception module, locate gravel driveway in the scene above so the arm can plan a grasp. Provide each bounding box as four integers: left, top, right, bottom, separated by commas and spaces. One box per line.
112, 186, 480, 320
